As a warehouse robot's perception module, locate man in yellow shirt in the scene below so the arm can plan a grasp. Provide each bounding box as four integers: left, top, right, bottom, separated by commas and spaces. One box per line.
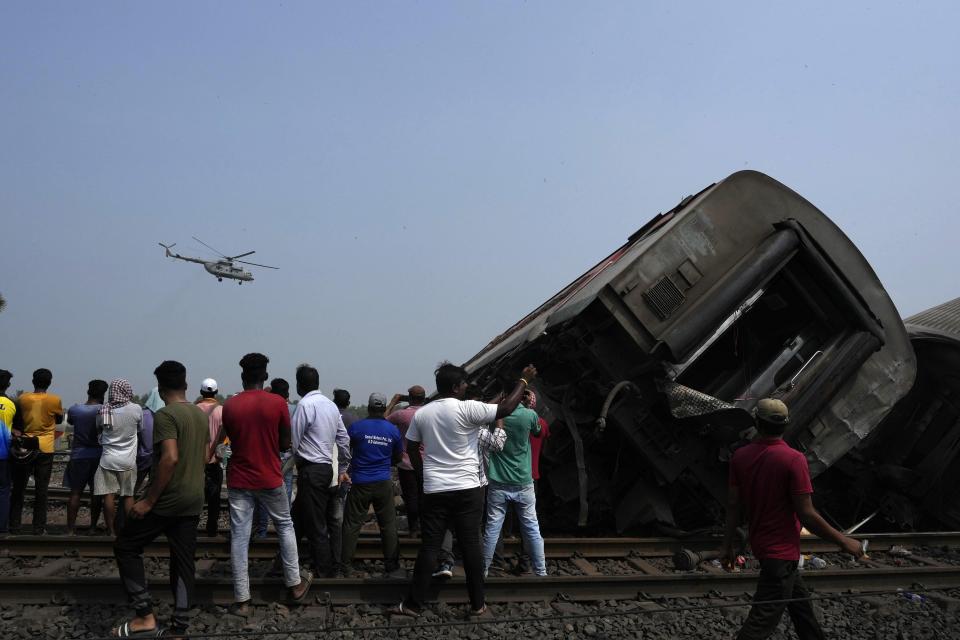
0, 369, 17, 534
10, 368, 63, 534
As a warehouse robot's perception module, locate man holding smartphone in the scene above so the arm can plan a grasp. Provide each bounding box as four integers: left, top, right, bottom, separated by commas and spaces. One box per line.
386, 385, 427, 535
392, 362, 537, 619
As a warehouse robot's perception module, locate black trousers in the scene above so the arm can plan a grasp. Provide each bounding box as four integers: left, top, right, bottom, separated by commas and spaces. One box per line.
203, 463, 223, 537
341, 479, 399, 572
10, 452, 54, 533
293, 461, 335, 576
114, 512, 200, 632
398, 468, 421, 532
737, 558, 824, 640
0, 459, 11, 533
328, 485, 345, 567
407, 485, 486, 611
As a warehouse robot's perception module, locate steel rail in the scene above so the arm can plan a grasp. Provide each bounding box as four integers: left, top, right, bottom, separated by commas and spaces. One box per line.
2, 566, 959, 605
3, 531, 959, 560
24, 486, 232, 509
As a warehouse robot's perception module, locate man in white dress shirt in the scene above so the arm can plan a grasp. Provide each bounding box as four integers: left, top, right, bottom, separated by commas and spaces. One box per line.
290, 364, 351, 578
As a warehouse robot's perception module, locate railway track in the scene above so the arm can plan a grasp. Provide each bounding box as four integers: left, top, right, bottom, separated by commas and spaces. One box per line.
24, 485, 231, 509
3, 567, 960, 605
2, 532, 958, 605
2, 531, 959, 560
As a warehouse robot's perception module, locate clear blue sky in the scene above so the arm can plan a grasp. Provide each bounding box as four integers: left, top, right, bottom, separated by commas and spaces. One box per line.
2, 2, 958, 406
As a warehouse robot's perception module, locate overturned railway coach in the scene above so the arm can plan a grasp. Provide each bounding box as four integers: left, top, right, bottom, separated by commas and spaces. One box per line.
817, 296, 960, 531
462, 170, 917, 533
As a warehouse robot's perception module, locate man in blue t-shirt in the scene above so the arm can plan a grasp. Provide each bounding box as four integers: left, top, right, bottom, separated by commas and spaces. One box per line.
340, 393, 403, 576
64, 380, 109, 534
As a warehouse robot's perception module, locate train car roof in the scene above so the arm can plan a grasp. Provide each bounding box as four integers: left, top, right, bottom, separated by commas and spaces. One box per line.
905, 296, 960, 343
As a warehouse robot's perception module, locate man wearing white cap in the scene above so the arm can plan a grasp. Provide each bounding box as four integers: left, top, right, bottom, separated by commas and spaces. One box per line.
196, 377, 223, 538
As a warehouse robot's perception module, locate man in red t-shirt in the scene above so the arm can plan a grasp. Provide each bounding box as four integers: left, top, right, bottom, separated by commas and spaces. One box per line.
526, 390, 550, 498
221, 353, 311, 613
722, 399, 864, 640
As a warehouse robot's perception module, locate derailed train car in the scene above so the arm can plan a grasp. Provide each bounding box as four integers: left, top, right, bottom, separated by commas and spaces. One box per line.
462, 170, 917, 533
816, 297, 960, 531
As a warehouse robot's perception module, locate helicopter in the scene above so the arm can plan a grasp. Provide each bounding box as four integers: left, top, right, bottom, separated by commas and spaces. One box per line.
159, 237, 278, 284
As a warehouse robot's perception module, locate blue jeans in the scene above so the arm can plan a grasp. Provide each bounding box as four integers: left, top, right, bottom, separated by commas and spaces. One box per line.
482, 481, 546, 575
253, 454, 294, 538
229, 485, 301, 602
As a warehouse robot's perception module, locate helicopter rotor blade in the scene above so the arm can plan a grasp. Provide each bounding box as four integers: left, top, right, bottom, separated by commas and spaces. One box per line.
236, 260, 279, 270
191, 236, 228, 259
227, 251, 256, 260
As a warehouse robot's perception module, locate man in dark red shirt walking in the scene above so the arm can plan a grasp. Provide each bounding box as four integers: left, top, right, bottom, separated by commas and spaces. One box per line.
722, 398, 864, 640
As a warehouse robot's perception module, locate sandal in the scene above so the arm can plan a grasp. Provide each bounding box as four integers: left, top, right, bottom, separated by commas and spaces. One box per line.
112, 620, 160, 637
469, 604, 493, 619
388, 601, 421, 618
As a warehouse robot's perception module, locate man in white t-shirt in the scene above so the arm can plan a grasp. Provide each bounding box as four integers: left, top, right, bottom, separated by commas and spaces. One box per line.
391, 361, 537, 618
94, 379, 143, 536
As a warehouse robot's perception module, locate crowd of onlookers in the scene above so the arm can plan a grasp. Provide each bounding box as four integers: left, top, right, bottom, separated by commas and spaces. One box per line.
1, 358, 881, 639
0, 358, 549, 635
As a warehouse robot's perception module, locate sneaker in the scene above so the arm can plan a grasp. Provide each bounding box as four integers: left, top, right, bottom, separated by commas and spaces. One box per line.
287, 570, 314, 605
432, 562, 454, 579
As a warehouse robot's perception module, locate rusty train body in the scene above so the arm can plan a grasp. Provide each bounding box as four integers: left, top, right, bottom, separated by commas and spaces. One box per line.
460, 170, 954, 534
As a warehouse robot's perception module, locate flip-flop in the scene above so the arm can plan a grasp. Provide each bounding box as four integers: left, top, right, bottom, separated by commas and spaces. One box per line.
388, 602, 421, 618
112, 620, 160, 637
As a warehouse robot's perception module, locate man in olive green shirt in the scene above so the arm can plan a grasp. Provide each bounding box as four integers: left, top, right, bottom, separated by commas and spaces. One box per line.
482, 391, 546, 576
112, 361, 209, 638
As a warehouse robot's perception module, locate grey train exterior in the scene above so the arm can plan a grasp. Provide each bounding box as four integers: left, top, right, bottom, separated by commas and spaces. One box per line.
819, 296, 960, 531
461, 170, 916, 532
